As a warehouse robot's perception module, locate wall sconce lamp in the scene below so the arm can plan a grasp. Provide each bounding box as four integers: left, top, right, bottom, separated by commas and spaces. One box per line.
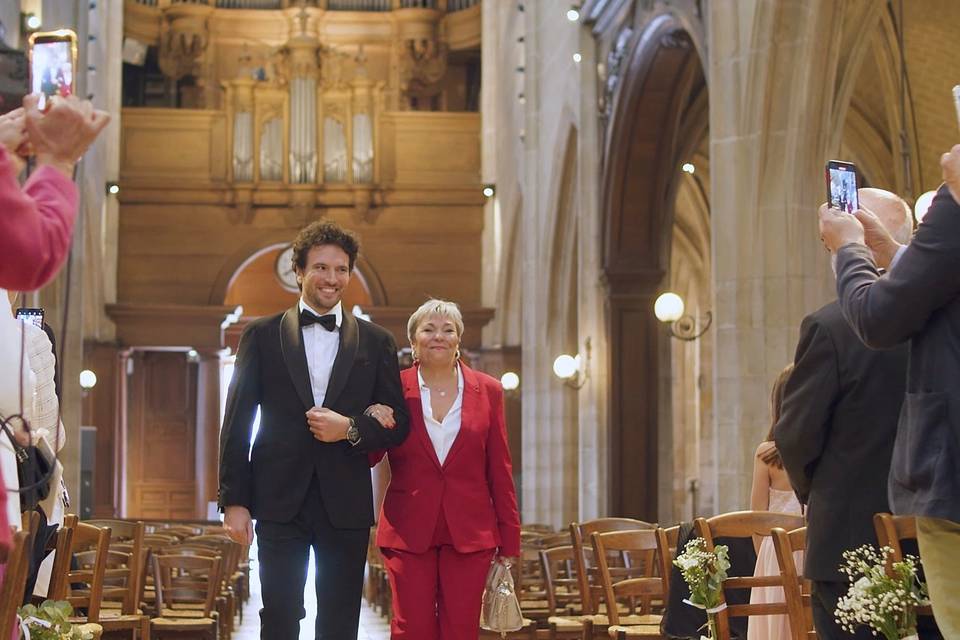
500, 371, 520, 392
482, 184, 496, 198
105, 181, 120, 196
79, 369, 97, 392
552, 337, 591, 389
654, 292, 712, 341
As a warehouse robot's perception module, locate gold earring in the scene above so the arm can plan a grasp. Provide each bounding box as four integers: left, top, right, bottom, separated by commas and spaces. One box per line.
455, 348, 461, 360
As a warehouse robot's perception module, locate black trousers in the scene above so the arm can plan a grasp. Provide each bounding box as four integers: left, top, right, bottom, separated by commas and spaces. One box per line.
813, 580, 942, 640
256, 475, 370, 640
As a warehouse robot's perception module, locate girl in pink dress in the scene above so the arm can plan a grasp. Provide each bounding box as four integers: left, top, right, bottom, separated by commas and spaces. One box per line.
748, 365, 804, 640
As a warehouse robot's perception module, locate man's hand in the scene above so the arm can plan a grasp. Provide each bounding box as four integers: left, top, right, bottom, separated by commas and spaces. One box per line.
819, 202, 865, 253
306, 407, 350, 442
364, 404, 396, 428
941, 143, 960, 204
224, 505, 253, 545
24, 94, 110, 178
853, 207, 904, 269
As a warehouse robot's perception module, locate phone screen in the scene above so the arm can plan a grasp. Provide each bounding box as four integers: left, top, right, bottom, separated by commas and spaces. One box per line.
15, 307, 44, 329
827, 162, 859, 213
31, 38, 74, 110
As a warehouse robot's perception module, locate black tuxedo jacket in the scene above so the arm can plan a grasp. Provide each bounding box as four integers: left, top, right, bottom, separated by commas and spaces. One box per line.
774, 300, 907, 581
218, 305, 410, 528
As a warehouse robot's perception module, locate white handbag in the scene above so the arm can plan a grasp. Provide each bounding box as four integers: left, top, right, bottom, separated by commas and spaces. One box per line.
480, 557, 524, 636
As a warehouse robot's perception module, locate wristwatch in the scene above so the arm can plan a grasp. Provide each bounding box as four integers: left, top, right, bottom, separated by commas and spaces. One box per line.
346, 417, 361, 446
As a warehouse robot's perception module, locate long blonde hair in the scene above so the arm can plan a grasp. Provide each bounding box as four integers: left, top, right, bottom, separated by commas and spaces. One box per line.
760, 364, 794, 469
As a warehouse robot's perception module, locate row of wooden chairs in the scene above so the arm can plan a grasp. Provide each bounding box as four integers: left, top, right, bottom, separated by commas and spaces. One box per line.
0, 515, 250, 640
509, 511, 934, 640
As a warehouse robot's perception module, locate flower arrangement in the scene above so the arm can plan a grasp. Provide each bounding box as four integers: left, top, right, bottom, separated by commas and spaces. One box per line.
835, 545, 929, 640
16, 601, 94, 640
673, 538, 731, 640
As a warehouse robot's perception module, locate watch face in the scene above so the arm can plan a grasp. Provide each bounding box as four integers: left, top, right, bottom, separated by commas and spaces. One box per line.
275, 245, 299, 293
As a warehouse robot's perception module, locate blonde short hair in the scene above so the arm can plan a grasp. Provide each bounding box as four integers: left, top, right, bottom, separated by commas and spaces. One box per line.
407, 299, 464, 344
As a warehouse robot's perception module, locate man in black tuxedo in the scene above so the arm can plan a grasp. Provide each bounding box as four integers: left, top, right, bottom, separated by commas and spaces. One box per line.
775, 189, 914, 639
219, 221, 410, 639
820, 148, 960, 638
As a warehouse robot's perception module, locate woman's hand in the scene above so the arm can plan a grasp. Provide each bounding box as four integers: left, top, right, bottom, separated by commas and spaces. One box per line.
24, 94, 110, 178
364, 403, 396, 428
0, 108, 26, 155
0, 108, 28, 172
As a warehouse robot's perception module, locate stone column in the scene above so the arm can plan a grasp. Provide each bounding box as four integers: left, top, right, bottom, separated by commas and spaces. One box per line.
194, 349, 225, 519
706, 0, 863, 511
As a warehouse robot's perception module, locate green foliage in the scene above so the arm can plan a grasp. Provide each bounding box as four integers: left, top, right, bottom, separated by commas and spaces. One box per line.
16, 600, 93, 640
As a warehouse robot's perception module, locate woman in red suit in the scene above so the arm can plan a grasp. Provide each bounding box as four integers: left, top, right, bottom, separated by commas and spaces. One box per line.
367, 299, 521, 640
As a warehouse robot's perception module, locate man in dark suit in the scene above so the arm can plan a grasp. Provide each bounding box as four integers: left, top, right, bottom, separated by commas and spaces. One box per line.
776, 189, 913, 639
218, 221, 410, 639
819, 147, 960, 638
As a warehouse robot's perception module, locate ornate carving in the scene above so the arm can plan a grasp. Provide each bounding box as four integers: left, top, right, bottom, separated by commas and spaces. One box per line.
158, 5, 212, 81
320, 45, 351, 91
399, 38, 449, 96
599, 26, 634, 121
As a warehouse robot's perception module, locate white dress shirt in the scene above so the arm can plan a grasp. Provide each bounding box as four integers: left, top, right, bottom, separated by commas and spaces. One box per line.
418, 364, 464, 465
299, 299, 342, 407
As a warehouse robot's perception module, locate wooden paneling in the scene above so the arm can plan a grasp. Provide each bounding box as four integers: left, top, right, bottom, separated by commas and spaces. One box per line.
121, 109, 227, 184
126, 351, 200, 519
378, 113, 482, 185
82, 342, 122, 518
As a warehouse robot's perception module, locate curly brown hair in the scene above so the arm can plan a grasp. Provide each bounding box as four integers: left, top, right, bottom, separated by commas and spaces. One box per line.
291, 221, 360, 275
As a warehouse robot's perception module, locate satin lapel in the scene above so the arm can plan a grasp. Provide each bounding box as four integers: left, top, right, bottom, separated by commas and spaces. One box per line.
405, 369, 442, 471
280, 306, 315, 410
442, 364, 481, 469
322, 310, 359, 408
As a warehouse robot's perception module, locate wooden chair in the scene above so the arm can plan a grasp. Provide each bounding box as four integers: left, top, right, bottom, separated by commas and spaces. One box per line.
62, 518, 111, 625
150, 554, 222, 640
654, 526, 678, 598
90, 520, 150, 639
42, 520, 76, 603
591, 530, 664, 639
0, 530, 32, 637
873, 513, 935, 618
540, 545, 580, 616
693, 511, 804, 640
182, 535, 241, 638
771, 527, 816, 640
571, 518, 656, 616
518, 531, 570, 625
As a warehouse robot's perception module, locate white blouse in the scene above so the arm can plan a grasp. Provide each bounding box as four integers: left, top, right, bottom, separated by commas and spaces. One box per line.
418, 364, 464, 465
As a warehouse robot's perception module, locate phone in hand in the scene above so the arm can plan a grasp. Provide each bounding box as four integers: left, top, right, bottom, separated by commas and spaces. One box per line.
15, 307, 44, 329
27, 29, 78, 111
825, 160, 859, 214
953, 85, 960, 133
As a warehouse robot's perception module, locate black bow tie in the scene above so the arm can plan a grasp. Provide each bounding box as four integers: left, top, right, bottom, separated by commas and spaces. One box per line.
300, 309, 337, 332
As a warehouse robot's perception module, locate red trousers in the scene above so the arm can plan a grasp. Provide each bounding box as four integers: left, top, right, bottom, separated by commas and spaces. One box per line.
381, 512, 495, 640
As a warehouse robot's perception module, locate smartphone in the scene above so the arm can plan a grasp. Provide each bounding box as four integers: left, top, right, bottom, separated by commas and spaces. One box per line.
825, 160, 859, 214
15, 307, 44, 329
953, 85, 960, 133
27, 29, 78, 111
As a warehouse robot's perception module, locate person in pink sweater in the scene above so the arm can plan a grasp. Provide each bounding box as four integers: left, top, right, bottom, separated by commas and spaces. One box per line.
0, 94, 109, 291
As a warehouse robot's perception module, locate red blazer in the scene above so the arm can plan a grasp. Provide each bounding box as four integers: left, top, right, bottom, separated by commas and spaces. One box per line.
372, 364, 521, 557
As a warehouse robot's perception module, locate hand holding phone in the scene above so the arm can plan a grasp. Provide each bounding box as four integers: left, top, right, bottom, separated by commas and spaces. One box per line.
23, 93, 110, 177
825, 160, 859, 214
15, 307, 44, 329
